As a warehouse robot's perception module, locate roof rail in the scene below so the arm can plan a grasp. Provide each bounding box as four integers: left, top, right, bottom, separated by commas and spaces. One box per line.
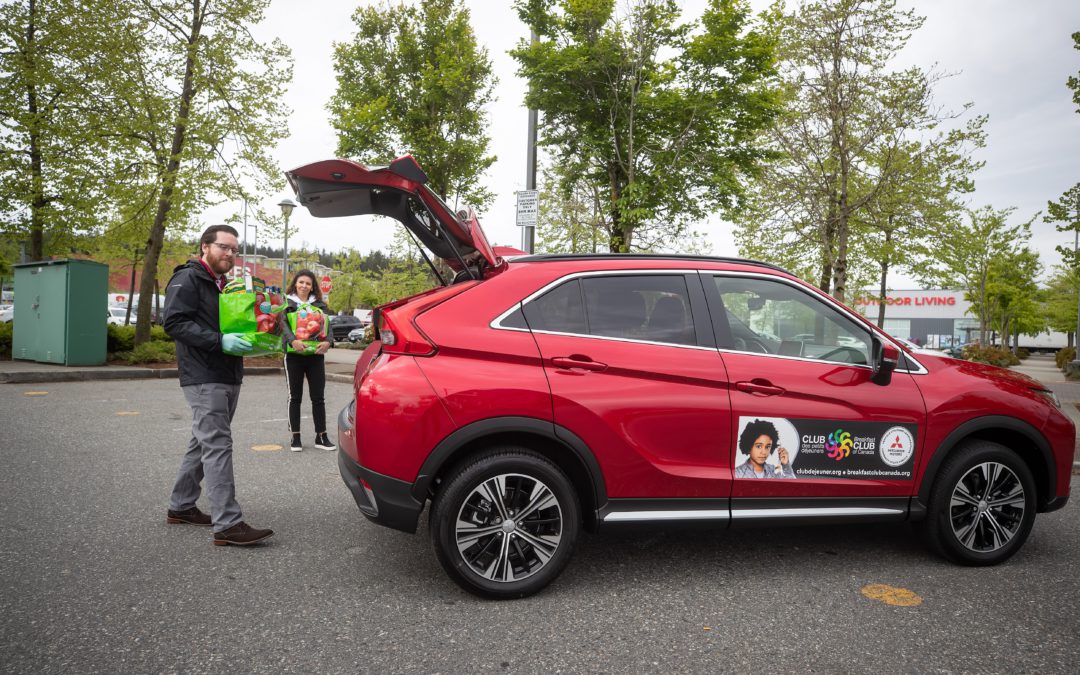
512, 253, 792, 275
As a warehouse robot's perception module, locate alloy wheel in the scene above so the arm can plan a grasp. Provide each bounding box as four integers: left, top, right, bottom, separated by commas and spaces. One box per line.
949, 461, 1026, 553
455, 472, 563, 583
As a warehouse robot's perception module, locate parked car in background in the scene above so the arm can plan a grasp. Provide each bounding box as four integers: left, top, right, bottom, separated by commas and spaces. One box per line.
0, 304, 12, 323
327, 314, 363, 345
107, 307, 129, 326
288, 155, 1075, 600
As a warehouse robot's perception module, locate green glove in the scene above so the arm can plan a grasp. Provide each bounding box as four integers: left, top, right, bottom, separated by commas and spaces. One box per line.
222, 333, 253, 354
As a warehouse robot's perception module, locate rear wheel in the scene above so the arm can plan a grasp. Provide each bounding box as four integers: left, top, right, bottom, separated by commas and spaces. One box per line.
430, 449, 580, 599
921, 440, 1036, 565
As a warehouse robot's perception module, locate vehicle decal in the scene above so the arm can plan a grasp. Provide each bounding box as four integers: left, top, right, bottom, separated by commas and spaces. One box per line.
735, 416, 917, 480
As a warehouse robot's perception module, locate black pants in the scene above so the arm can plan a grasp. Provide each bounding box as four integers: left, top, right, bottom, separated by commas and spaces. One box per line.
284, 353, 326, 435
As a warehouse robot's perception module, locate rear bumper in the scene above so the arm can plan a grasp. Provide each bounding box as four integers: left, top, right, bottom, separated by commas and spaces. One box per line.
337, 403, 424, 534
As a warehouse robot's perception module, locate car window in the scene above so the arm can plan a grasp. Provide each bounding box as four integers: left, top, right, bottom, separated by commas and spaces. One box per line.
713, 276, 870, 365
522, 279, 587, 334
580, 275, 696, 346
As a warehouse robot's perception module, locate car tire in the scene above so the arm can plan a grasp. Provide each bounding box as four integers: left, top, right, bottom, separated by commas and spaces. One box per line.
430, 448, 580, 599
921, 440, 1036, 566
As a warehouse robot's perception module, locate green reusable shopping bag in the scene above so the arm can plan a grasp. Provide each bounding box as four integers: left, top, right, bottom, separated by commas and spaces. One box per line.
286, 303, 327, 354
219, 275, 286, 357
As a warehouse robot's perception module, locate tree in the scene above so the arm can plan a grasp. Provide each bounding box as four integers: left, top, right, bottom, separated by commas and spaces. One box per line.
920, 206, 1033, 344
513, 0, 779, 252
984, 248, 1041, 351
732, 0, 983, 303
1045, 183, 1080, 269
126, 0, 292, 345
1043, 265, 1080, 347
1069, 31, 1079, 114
859, 128, 983, 327
330, 0, 496, 209
0, 1, 134, 261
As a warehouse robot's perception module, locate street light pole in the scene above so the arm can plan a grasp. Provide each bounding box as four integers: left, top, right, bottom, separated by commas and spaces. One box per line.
522, 29, 539, 255
278, 198, 298, 290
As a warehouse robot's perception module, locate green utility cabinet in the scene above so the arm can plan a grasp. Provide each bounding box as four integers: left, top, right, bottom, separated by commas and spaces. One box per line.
13, 259, 108, 365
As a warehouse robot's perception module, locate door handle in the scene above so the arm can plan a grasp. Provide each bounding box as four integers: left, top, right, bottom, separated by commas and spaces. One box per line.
551, 355, 607, 372
735, 379, 785, 396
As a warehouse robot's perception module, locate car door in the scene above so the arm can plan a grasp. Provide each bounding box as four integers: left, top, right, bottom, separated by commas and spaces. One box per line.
521, 271, 734, 505
704, 272, 926, 521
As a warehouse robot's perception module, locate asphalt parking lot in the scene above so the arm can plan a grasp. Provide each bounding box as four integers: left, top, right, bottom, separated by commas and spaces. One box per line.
1, 375, 1078, 673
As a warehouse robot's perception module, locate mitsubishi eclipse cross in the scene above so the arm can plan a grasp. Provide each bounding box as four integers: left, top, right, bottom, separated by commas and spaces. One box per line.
286, 156, 1074, 599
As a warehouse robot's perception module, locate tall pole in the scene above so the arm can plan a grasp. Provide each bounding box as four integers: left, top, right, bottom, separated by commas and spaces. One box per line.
241, 199, 248, 273
1074, 198, 1079, 358
522, 29, 538, 254
278, 198, 297, 291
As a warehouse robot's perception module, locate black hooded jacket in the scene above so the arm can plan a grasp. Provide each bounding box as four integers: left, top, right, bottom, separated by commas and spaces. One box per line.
163, 260, 243, 386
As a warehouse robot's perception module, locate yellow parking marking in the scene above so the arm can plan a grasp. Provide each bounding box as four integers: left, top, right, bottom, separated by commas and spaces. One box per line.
23, 391, 48, 396
251, 444, 282, 452
115, 411, 140, 416
861, 583, 923, 606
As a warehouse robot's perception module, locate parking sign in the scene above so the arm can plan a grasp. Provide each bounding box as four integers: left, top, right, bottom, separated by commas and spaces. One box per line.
516, 190, 539, 227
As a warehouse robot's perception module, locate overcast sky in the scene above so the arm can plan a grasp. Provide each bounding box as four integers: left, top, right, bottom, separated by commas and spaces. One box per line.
231, 0, 1080, 286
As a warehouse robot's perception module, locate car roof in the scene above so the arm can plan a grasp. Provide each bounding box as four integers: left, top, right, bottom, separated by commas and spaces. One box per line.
511, 253, 791, 275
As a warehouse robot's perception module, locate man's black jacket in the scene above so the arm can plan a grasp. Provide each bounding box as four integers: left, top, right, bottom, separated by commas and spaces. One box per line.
163, 260, 243, 386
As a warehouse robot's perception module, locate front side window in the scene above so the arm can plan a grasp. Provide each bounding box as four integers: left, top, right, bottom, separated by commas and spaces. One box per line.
520, 274, 696, 346
713, 276, 871, 365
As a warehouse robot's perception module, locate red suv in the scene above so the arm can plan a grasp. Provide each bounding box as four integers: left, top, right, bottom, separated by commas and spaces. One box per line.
288, 157, 1074, 599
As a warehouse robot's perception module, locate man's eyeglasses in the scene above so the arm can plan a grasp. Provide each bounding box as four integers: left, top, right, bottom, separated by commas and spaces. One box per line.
210, 242, 239, 256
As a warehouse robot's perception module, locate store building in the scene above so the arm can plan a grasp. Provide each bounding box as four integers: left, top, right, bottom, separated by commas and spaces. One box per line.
851, 289, 1067, 350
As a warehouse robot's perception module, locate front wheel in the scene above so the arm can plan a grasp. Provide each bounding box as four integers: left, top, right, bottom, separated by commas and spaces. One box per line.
921, 440, 1036, 566
430, 449, 580, 599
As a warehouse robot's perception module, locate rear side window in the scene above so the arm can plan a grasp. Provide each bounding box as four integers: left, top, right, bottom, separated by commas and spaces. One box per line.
581, 275, 695, 345
523, 279, 587, 334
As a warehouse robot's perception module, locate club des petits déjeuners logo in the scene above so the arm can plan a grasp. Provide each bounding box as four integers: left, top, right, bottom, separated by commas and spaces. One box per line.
826, 429, 853, 460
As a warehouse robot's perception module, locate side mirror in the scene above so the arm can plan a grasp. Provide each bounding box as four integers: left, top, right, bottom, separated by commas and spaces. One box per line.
872, 339, 900, 385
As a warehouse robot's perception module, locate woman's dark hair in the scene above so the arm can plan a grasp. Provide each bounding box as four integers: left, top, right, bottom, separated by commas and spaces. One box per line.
287, 269, 322, 302
739, 419, 779, 455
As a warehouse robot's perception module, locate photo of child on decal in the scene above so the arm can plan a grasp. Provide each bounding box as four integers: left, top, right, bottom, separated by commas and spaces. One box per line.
735, 418, 797, 479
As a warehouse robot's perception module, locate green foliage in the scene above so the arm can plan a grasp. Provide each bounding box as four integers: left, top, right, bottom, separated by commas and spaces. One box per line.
125, 340, 175, 364
733, 0, 984, 302
107, 324, 136, 354
961, 343, 1019, 368
1015, 347, 1029, 360
1056, 346, 1076, 370
1069, 31, 1080, 114
1044, 183, 1080, 269
0, 321, 12, 358
108, 323, 170, 355
330, 0, 496, 208
919, 207, 1034, 344
327, 234, 439, 313
1043, 266, 1080, 336
513, 0, 779, 252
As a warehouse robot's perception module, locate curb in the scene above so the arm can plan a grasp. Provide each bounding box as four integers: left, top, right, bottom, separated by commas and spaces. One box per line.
0, 366, 283, 384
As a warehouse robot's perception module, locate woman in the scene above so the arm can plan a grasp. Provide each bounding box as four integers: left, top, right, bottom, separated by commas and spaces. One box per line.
281, 270, 334, 452
734, 419, 796, 479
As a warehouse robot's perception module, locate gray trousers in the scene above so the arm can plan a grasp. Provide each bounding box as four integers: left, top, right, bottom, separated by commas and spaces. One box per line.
169, 383, 243, 532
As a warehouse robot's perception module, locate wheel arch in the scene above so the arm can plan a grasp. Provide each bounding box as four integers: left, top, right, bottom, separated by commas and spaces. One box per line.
916, 415, 1056, 513
412, 417, 608, 530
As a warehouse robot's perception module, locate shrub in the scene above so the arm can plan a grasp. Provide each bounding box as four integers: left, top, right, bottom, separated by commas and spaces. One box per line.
1016, 347, 1029, 360
962, 343, 1019, 367
126, 341, 176, 364
0, 321, 12, 358
107, 324, 136, 353
1057, 347, 1076, 370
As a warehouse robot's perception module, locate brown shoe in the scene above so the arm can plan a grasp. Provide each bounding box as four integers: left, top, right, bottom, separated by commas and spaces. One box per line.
166, 506, 212, 526
213, 522, 274, 546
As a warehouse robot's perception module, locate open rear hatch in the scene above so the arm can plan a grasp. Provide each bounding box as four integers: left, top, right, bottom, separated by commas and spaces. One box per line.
285, 156, 503, 280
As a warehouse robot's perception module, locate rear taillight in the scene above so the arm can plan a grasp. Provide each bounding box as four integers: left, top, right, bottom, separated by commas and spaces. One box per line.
378, 282, 479, 356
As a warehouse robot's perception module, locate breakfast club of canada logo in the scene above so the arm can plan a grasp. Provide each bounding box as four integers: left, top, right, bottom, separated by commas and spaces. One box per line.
826, 429, 853, 460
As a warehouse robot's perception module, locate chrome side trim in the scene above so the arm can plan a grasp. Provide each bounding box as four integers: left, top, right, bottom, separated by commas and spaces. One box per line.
604, 510, 730, 522
730, 507, 904, 519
